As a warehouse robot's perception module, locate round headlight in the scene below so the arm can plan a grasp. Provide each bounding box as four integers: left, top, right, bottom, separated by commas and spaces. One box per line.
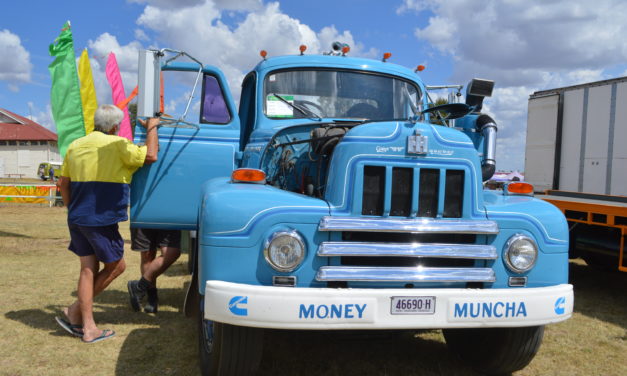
504, 234, 538, 273
264, 230, 306, 272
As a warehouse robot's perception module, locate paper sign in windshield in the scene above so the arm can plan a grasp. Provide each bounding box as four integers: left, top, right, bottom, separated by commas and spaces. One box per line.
267, 95, 294, 118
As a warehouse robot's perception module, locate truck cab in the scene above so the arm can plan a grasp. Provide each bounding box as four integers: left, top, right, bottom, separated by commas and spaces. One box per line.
131, 45, 573, 376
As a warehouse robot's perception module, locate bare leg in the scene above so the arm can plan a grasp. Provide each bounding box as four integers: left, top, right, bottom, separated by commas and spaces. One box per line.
140, 249, 157, 278
142, 247, 181, 284
76, 255, 98, 341
65, 257, 126, 327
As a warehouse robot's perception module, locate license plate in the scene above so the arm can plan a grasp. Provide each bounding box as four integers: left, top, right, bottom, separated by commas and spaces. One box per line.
391, 296, 436, 315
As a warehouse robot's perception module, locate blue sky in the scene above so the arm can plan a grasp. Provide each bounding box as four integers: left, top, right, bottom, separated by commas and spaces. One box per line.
2, 0, 626, 171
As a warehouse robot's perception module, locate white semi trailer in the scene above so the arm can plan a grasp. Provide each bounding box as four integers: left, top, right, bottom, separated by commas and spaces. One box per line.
525, 77, 627, 272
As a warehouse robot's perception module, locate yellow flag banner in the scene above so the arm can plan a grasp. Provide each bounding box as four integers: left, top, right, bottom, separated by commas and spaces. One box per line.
0, 185, 57, 204
78, 49, 98, 134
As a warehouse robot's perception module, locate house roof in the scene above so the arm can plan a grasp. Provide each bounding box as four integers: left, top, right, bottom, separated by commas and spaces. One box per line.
0, 108, 57, 141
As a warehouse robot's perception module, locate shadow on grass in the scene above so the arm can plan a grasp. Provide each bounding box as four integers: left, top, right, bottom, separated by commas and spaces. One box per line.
0, 230, 31, 238
4, 308, 70, 337
257, 329, 478, 376
569, 260, 627, 330
4, 303, 186, 333
115, 326, 198, 375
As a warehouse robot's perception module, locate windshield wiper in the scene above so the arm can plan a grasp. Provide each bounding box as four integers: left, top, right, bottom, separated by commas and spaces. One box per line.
271, 93, 322, 121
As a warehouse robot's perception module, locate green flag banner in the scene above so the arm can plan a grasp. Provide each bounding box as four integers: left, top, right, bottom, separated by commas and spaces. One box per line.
48, 21, 85, 157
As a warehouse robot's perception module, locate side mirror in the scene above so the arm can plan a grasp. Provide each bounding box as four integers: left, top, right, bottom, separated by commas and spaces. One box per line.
466, 78, 494, 112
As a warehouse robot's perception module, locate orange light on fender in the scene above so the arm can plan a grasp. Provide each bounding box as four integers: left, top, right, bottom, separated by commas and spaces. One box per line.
232, 168, 266, 184
416, 65, 426, 72
507, 182, 534, 195
260, 50, 268, 59
382, 52, 392, 62
299, 45, 307, 55
341, 45, 350, 54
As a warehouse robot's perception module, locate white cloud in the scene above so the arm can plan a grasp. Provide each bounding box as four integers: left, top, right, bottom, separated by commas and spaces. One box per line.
0, 29, 32, 83
130, 0, 262, 11
86, 33, 144, 105
136, 1, 368, 101
402, 0, 627, 171
28, 102, 56, 133
134, 28, 150, 41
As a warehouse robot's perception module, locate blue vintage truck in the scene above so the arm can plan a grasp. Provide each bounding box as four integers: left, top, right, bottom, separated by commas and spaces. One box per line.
130, 44, 573, 375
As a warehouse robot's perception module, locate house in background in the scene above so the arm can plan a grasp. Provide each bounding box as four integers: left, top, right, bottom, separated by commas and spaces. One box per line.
0, 108, 60, 178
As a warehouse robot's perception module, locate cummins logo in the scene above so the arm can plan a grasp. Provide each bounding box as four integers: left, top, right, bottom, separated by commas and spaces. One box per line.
228, 296, 248, 316
554, 296, 566, 315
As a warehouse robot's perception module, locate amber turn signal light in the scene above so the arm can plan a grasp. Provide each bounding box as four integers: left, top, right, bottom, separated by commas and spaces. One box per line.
416, 65, 426, 72
506, 182, 534, 195
383, 52, 392, 62
232, 168, 266, 184
260, 50, 268, 59
299, 45, 307, 55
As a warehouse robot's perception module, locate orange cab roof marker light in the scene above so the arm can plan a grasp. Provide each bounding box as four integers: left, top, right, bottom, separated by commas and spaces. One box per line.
299, 45, 307, 55
415, 65, 426, 72
382, 52, 392, 62
231, 168, 267, 184
341, 45, 350, 56
506, 182, 534, 195
260, 50, 268, 60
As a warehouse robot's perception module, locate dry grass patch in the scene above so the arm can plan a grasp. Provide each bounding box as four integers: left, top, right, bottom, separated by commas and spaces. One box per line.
0, 205, 625, 375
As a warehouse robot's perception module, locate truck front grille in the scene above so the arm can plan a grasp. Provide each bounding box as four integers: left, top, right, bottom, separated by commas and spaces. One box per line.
362, 165, 465, 218
316, 217, 498, 284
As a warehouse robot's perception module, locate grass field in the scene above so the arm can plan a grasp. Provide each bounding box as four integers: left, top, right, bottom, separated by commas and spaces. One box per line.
1, 205, 625, 375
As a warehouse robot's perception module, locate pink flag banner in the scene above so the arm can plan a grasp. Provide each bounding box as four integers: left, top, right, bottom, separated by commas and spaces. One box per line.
105, 52, 132, 140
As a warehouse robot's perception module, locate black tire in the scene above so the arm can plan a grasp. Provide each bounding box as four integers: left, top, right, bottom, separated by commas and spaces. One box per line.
198, 298, 264, 376
443, 325, 544, 375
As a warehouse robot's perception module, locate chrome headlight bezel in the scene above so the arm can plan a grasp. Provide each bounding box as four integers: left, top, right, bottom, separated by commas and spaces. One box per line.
264, 230, 306, 272
503, 234, 538, 273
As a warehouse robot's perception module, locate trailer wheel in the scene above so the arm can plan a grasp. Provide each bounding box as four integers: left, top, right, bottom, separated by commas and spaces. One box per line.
443, 325, 544, 375
198, 298, 264, 376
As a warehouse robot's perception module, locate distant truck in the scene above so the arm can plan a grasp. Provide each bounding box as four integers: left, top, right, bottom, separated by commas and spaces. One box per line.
131, 45, 573, 376
37, 161, 61, 181
525, 77, 627, 272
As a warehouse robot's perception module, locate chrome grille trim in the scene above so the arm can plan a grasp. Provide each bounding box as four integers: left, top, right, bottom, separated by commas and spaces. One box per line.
318, 216, 499, 234
316, 266, 495, 283
318, 242, 497, 259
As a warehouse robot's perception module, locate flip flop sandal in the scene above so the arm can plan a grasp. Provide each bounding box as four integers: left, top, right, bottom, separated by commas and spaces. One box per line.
82, 329, 115, 344
55, 316, 84, 338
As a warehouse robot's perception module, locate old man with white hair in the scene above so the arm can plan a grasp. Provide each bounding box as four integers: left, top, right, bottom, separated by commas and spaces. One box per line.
55, 104, 159, 343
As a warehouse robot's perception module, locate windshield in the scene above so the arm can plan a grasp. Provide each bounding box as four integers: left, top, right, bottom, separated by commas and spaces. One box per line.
264, 69, 421, 121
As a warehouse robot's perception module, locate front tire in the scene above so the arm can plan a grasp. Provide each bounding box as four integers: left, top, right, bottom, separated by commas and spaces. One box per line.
198, 298, 264, 376
443, 325, 544, 375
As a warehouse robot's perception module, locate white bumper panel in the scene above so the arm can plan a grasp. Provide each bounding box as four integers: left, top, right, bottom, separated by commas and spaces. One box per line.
204, 281, 573, 330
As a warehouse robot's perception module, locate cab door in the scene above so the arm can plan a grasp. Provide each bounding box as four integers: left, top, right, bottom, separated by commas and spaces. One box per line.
131, 63, 240, 229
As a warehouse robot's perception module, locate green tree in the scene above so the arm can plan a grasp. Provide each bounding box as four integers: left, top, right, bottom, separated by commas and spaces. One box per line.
429, 97, 449, 125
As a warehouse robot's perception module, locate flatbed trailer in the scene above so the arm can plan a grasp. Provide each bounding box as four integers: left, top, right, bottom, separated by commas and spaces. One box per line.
538, 191, 627, 271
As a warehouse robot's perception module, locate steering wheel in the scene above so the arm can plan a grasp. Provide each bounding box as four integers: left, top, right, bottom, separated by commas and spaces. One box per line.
346, 103, 378, 119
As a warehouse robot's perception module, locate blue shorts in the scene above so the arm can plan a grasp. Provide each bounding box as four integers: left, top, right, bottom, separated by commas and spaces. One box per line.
68, 223, 124, 263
